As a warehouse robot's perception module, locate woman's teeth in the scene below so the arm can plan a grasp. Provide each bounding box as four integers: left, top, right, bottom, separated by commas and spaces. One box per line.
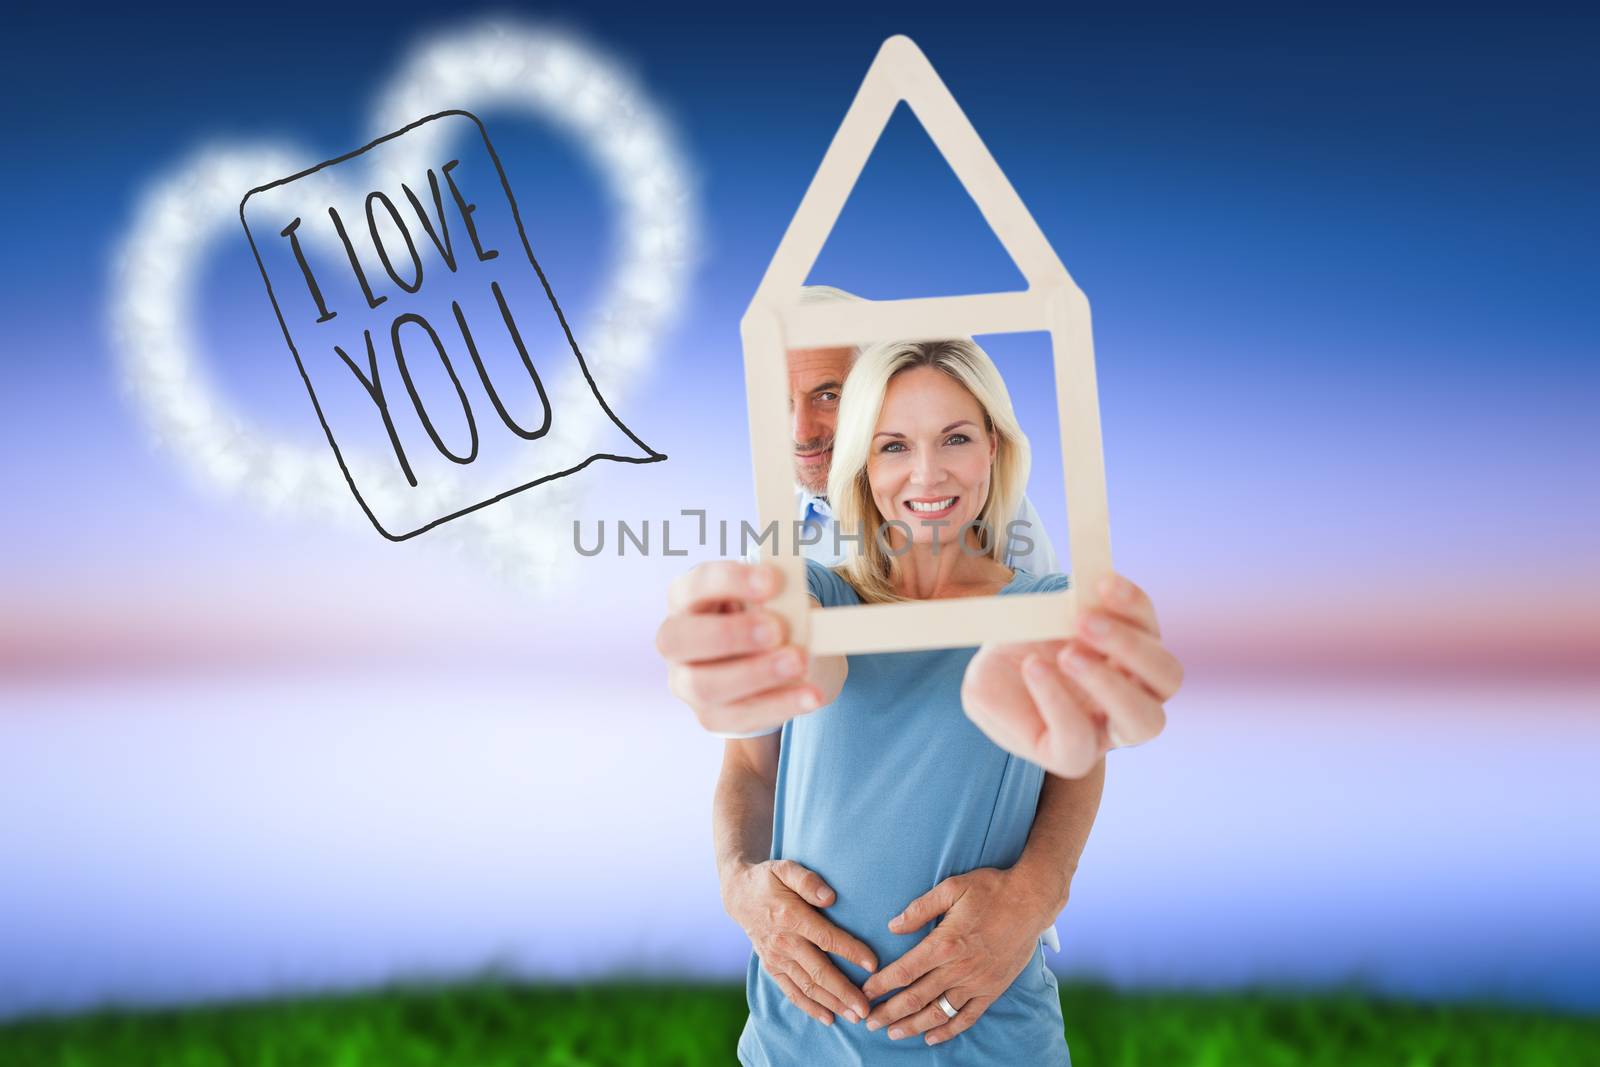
907, 497, 957, 512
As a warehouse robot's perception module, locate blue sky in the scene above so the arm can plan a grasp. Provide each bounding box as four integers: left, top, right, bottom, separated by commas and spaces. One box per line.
5, 6, 1594, 658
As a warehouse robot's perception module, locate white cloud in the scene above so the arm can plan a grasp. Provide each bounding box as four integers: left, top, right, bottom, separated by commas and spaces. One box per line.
109, 18, 699, 588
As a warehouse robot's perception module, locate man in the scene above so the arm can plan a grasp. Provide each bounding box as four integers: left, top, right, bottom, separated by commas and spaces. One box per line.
657, 287, 1107, 1047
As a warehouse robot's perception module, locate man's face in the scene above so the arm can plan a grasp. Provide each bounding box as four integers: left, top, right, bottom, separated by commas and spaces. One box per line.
787, 345, 854, 495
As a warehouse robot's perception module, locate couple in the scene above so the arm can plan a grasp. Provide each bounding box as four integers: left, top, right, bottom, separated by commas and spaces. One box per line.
655, 288, 1183, 1064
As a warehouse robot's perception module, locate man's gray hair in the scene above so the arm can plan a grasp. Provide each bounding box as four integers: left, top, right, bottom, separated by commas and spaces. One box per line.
797, 285, 865, 357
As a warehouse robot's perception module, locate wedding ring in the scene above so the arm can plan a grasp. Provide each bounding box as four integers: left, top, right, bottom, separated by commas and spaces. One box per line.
937, 993, 958, 1018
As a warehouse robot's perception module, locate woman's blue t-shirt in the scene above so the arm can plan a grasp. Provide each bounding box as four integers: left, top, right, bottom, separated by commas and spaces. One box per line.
738, 558, 1073, 1066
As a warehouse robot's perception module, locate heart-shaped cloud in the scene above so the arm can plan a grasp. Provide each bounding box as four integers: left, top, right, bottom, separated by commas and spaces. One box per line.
109, 19, 697, 588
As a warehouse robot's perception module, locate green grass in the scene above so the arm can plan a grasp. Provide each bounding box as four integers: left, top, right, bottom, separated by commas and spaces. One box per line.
0, 980, 1594, 1067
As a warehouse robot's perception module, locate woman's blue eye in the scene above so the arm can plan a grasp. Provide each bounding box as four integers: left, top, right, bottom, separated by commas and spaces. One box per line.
881, 435, 969, 453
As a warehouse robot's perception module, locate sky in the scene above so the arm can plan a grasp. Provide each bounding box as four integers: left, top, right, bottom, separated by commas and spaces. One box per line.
3, 3, 1596, 680
0, 0, 1596, 1018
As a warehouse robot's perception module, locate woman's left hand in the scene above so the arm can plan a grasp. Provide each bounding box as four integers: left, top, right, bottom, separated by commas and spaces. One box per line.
861, 867, 1052, 1045
961, 572, 1183, 777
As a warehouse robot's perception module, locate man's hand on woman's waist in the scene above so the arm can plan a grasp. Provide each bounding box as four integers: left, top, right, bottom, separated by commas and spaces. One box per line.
723, 857, 879, 1028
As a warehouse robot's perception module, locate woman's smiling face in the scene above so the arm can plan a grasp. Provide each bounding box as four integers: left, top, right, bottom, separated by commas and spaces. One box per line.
867, 366, 996, 548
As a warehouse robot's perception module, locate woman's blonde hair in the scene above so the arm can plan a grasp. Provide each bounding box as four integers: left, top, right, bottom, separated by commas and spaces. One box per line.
827, 338, 1030, 604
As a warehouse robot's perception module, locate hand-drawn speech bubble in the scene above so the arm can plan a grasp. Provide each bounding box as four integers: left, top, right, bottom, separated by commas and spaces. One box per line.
241, 109, 664, 541
110, 21, 696, 586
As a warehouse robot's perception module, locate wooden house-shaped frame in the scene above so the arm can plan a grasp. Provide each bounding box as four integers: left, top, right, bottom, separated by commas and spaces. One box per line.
740, 35, 1112, 655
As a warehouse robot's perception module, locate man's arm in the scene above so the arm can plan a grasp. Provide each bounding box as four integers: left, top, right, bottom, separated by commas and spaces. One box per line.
714, 734, 878, 1026
1009, 759, 1106, 925
713, 735, 782, 892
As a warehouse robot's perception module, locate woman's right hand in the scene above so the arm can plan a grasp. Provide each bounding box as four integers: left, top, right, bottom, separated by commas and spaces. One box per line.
723, 858, 878, 1026
656, 561, 835, 736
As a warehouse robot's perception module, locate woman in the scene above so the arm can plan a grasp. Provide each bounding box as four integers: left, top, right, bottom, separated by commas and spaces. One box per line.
657, 338, 1182, 1063
772, 336, 1178, 1063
